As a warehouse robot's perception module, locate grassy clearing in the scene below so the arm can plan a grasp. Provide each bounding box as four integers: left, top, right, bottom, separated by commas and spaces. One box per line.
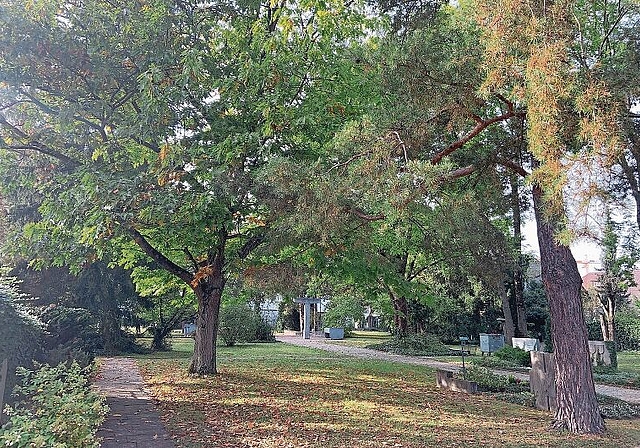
137, 340, 640, 448
618, 351, 640, 375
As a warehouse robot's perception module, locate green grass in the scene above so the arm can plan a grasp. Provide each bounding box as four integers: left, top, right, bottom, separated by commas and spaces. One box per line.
618, 351, 640, 375
331, 330, 392, 347
134, 340, 640, 448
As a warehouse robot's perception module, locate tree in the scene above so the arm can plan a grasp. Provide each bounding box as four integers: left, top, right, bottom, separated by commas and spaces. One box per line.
591, 213, 637, 345
337, 0, 611, 432
0, 0, 374, 374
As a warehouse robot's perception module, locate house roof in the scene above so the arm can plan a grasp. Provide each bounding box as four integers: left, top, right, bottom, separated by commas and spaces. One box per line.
582, 270, 640, 298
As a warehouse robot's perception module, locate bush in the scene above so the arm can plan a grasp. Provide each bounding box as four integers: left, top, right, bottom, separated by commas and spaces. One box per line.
470, 356, 524, 370
616, 308, 640, 351
323, 295, 362, 337
219, 303, 256, 346
38, 306, 101, 368
252, 318, 275, 343
0, 362, 108, 447
0, 283, 43, 400
367, 333, 453, 356
494, 346, 531, 367
597, 394, 640, 419
458, 366, 529, 393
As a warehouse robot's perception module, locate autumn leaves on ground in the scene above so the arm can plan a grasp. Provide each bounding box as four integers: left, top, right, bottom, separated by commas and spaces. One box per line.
137, 341, 640, 448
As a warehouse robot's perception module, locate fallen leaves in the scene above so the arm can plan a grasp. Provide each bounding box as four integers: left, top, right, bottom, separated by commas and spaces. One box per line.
137, 344, 640, 448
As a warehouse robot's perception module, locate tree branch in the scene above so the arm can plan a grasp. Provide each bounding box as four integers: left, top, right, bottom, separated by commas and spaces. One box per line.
127, 226, 193, 284
496, 158, 530, 178
238, 234, 265, 260
347, 207, 386, 221
430, 109, 522, 165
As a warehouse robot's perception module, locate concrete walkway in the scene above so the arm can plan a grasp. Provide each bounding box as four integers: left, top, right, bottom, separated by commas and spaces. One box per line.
276, 334, 640, 404
94, 357, 175, 448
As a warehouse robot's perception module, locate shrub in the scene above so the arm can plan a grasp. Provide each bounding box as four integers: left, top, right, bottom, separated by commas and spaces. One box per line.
367, 333, 453, 356
38, 306, 101, 368
470, 355, 523, 370
597, 394, 640, 419
458, 366, 529, 393
494, 345, 531, 367
219, 303, 256, 346
252, 318, 275, 343
0, 362, 108, 447
616, 308, 640, 351
323, 295, 362, 336
0, 282, 43, 400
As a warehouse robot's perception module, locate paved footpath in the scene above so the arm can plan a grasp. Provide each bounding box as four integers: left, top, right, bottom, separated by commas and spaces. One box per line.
94, 357, 175, 448
276, 334, 640, 404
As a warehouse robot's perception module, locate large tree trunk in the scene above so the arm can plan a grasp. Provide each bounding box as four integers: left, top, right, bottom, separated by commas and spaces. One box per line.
189, 248, 226, 375
499, 281, 515, 346
189, 285, 223, 374
533, 186, 605, 434
391, 293, 409, 337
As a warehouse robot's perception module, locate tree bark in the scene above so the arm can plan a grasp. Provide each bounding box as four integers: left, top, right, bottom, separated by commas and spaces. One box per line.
499, 280, 515, 346
189, 257, 226, 375
189, 283, 223, 375
599, 297, 616, 342
533, 185, 605, 434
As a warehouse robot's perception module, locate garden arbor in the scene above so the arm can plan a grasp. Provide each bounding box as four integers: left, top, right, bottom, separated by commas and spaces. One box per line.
294, 297, 323, 339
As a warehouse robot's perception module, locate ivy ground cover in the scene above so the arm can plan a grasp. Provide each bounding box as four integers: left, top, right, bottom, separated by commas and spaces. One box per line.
137, 340, 640, 448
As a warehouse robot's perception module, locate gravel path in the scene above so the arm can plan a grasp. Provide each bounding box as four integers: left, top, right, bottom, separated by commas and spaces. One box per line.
276, 334, 640, 404
94, 357, 175, 448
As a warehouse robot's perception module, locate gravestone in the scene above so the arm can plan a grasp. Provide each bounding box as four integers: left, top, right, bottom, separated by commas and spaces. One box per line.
435, 370, 478, 394
512, 337, 540, 352
588, 341, 611, 366
530, 351, 556, 411
479, 333, 504, 355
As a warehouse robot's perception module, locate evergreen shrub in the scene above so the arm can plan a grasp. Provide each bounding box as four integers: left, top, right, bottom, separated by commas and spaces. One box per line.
494, 345, 531, 367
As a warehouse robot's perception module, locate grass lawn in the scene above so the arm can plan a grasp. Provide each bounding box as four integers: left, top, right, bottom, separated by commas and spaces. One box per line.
136, 339, 640, 448
618, 351, 640, 375
327, 330, 393, 348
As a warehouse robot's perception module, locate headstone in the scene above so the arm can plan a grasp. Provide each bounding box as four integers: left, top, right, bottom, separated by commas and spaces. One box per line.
530, 351, 556, 411
588, 341, 611, 366
512, 337, 540, 352
479, 333, 504, 354
436, 369, 478, 394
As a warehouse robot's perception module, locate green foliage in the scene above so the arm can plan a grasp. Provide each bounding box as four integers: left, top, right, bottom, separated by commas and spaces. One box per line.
493, 345, 531, 367
524, 279, 548, 343
470, 355, 525, 370
0, 362, 108, 447
458, 366, 529, 393
323, 294, 363, 336
0, 279, 43, 398
252, 319, 276, 343
616, 306, 640, 351
38, 306, 101, 368
597, 395, 640, 420
592, 369, 640, 389
367, 333, 452, 356
276, 297, 300, 332
219, 303, 257, 347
